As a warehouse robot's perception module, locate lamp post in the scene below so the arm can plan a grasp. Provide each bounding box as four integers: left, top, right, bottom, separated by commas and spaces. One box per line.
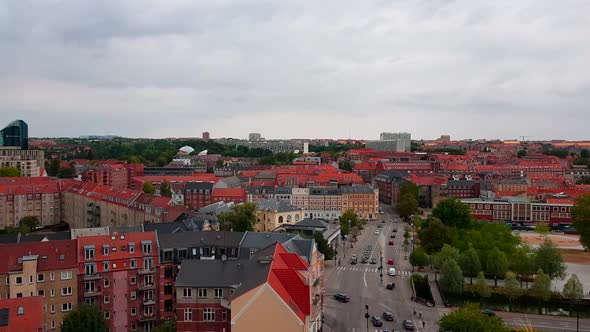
380, 251, 384, 286
365, 305, 370, 332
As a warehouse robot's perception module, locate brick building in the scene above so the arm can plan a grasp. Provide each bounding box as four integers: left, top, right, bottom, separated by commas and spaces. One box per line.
211, 188, 247, 205
81, 164, 130, 190
340, 186, 379, 220
184, 182, 214, 210
374, 171, 407, 205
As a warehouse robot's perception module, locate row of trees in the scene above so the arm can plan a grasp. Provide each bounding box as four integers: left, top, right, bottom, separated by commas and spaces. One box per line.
397, 183, 419, 222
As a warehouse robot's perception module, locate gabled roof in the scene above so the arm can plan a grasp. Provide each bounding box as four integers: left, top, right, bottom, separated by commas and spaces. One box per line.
254, 198, 301, 212
240, 232, 299, 249
0, 240, 77, 274
158, 231, 246, 249
340, 185, 375, 194
185, 181, 214, 191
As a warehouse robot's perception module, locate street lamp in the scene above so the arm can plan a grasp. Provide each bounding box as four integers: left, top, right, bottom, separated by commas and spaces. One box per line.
364, 305, 370, 332
379, 251, 384, 286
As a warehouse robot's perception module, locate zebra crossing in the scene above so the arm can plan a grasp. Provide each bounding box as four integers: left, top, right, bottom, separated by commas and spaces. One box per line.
336, 266, 412, 275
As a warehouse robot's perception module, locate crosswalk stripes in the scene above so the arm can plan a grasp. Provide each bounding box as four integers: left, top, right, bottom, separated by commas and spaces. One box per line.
336, 266, 412, 275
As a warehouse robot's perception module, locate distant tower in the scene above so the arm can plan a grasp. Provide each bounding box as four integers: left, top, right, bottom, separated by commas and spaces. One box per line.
202, 132, 210, 141
0, 119, 28, 150
249, 133, 262, 142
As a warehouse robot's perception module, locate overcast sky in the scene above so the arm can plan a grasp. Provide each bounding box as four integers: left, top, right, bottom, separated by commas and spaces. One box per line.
1, 0, 589, 140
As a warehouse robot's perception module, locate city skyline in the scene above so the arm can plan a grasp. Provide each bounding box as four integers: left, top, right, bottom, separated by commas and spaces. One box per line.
1, 1, 590, 140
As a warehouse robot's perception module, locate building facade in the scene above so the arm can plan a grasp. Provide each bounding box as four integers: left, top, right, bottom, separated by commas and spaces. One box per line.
0, 148, 44, 177
340, 186, 379, 220
254, 199, 304, 232
0, 120, 28, 150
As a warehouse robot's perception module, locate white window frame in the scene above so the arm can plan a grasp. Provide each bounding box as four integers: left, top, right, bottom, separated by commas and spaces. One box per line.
203, 308, 215, 321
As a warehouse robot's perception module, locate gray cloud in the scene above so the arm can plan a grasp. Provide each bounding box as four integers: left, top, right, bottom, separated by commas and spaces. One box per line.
0, 0, 589, 140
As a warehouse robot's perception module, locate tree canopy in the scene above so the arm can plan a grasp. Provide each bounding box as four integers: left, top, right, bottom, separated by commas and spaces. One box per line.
314, 232, 336, 260
418, 217, 453, 254
432, 198, 472, 229
409, 247, 430, 267
572, 193, 590, 250
534, 239, 566, 281
439, 303, 508, 332
439, 259, 463, 294
159, 180, 172, 197
563, 274, 584, 300
219, 203, 257, 232
530, 269, 552, 301
339, 210, 359, 236
460, 245, 481, 284
142, 182, 156, 194
486, 247, 509, 287
0, 167, 20, 177
61, 304, 108, 332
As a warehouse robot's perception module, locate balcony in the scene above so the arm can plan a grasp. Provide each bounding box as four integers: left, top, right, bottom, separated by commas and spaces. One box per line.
138, 283, 156, 291
143, 298, 156, 306
84, 289, 103, 297
83, 273, 102, 281
139, 313, 156, 322
138, 267, 155, 275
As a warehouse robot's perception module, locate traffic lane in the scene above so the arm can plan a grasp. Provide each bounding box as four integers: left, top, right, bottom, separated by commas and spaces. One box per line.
498, 312, 590, 332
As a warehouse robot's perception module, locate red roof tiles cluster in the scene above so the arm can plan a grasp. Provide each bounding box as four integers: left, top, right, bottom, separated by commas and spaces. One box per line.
0, 297, 44, 332
0, 240, 78, 274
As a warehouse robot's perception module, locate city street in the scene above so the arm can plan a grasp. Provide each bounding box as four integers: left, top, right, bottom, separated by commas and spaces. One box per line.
499, 311, 590, 332
323, 206, 445, 332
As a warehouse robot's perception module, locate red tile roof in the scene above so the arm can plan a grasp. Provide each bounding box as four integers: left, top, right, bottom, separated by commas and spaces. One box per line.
211, 188, 246, 197
133, 175, 220, 183
546, 198, 575, 205
0, 240, 78, 274
0, 296, 44, 332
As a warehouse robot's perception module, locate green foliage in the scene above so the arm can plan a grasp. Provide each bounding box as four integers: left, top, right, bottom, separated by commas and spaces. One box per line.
581, 149, 590, 159
460, 245, 481, 284
543, 149, 569, 159
510, 245, 536, 286
432, 198, 472, 229
314, 232, 336, 260
486, 247, 509, 287
400, 182, 419, 202
572, 193, 590, 250
534, 223, 550, 236
142, 182, 156, 194
18, 216, 40, 235
439, 259, 464, 294
432, 244, 461, 271
219, 203, 257, 232
530, 269, 552, 301
475, 272, 491, 298
0, 167, 20, 177
310, 142, 360, 154
61, 304, 108, 332
409, 247, 430, 267
397, 196, 418, 222
534, 239, 566, 281
562, 274, 584, 300
152, 320, 177, 332
57, 167, 75, 178
516, 150, 527, 158
338, 160, 353, 172
504, 272, 521, 301
417, 217, 452, 254
46, 158, 61, 176
159, 180, 172, 197
439, 303, 508, 332
339, 210, 359, 236
452, 223, 520, 266
258, 152, 297, 165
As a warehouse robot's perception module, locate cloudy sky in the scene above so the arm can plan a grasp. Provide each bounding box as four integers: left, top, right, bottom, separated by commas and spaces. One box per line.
1, 0, 589, 140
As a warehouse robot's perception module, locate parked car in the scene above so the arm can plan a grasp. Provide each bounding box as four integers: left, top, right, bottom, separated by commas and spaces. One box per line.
371, 316, 383, 327
374, 230, 380, 235
361, 258, 368, 264
350, 257, 357, 265
390, 234, 396, 239
386, 283, 395, 290
403, 320, 415, 331
388, 268, 396, 276
382, 311, 394, 321
389, 241, 395, 245
369, 258, 377, 264
377, 224, 382, 228
388, 259, 394, 265
333, 293, 350, 303
481, 309, 496, 317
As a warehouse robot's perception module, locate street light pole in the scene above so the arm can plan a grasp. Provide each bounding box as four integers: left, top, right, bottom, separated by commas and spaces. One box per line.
380, 251, 384, 286
365, 305, 370, 332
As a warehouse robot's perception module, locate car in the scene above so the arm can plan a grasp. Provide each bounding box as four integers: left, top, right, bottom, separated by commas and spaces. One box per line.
386, 283, 395, 290
369, 258, 377, 264
392, 228, 398, 233
389, 241, 394, 245
377, 224, 382, 228
333, 293, 350, 303
374, 230, 380, 235
388, 268, 396, 276
361, 258, 368, 264
388, 259, 394, 265
380, 209, 384, 214
390, 234, 396, 239
371, 316, 383, 327
481, 309, 496, 317
366, 245, 373, 250
350, 257, 357, 265
382, 311, 394, 321
402, 320, 415, 331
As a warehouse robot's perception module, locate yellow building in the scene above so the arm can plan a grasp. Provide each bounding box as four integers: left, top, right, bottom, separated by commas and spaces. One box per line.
341, 186, 379, 220
254, 199, 304, 232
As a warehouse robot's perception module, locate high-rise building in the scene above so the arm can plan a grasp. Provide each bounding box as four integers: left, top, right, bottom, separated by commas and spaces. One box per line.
248, 133, 262, 142
202, 132, 210, 141
366, 132, 411, 152
0, 120, 28, 149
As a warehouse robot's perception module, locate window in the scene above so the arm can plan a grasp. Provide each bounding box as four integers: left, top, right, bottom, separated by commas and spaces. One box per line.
103, 262, 110, 271
84, 248, 95, 260
142, 242, 152, 254
198, 288, 207, 298
15, 277, 23, 285
112, 263, 117, 269
104, 295, 110, 304
29, 275, 33, 284
38, 289, 45, 297
60, 271, 72, 280
50, 272, 55, 281
61, 303, 72, 312
85, 281, 96, 293
84, 263, 97, 275
164, 284, 173, 295
184, 308, 192, 321
37, 273, 45, 282
130, 276, 136, 284
50, 289, 55, 297
50, 304, 55, 313
16, 293, 23, 298
183, 288, 192, 297
104, 279, 110, 288
130, 259, 137, 269
130, 291, 136, 300
214, 288, 223, 298
104, 311, 110, 320
129, 243, 135, 253
222, 309, 228, 321
17, 306, 24, 315
61, 287, 72, 296
131, 307, 136, 316
143, 257, 154, 270
103, 245, 110, 255
203, 308, 215, 321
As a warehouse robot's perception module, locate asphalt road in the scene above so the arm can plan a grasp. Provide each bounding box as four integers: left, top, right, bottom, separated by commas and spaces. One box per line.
499, 311, 590, 332
323, 206, 444, 332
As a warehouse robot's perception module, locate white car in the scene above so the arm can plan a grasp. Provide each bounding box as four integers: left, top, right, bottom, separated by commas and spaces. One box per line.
388, 268, 396, 276
374, 230, 380, 235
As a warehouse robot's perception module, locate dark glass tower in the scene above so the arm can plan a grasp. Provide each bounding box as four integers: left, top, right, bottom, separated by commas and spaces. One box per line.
0, 120, 28, 149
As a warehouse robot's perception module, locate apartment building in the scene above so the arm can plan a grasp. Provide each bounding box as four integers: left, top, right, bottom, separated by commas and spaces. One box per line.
80, 164, 129, 189
253, 198, 303, 232
0, 148, 44, 177
184, 182, 214, 210
77, 232, 159, 332
340, 186, 379, 220
0, 240, 78, 331
0, 177, 62, 228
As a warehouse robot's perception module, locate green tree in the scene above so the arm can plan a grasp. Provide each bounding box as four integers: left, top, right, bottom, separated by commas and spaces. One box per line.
475, 271, 491, 298
160, 180, 172, 197
504, 272, 521, 303
152, 320, 176, 332
534, 239, 566, 281
432, 244, 461, 271
432, 198, 472, 229
18, 216, 40, 235
397, 196, 418, 222
61, 304, 108, 332
486, 247, 508, 287
0, 167, 20, 177
417, 217, 452, 254
439, 259, 463, 294
530, 269, 552, 301
572, 193, 590, 250
400, 182, 419, 202
338, 160, 353, 172
142, 182, 156, 194
439, 303, 508, 332
510, 245, 536, 287
339, 210, 358, 236
581, 149, 590, 159
409, 247, 430, 268
516, 150, 527, 158
128, 155, 143, 164
57, 167, 75, 178
562, 274, 584, 300
314, 232, 336, 260
46, 158, 61, 176
535, 223, 550, 237
219, 203, 257, 232
460, 245, 481, 284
